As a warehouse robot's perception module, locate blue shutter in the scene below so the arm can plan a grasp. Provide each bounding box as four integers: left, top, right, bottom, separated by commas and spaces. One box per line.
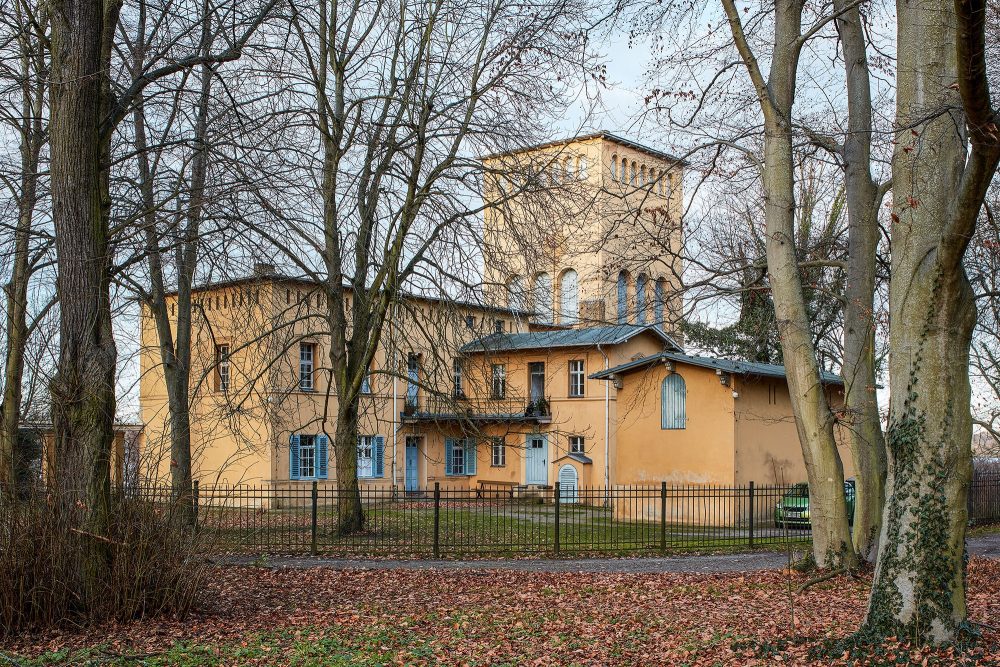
445, 438, 454, 476
374, 436, 385, 478
661, 374, 687, 429
289, 434, 301, 480
317, 435, 329, 479
465, 440, 477, 476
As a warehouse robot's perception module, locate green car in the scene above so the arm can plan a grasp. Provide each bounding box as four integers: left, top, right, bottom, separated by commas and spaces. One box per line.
774, 479, 856, 529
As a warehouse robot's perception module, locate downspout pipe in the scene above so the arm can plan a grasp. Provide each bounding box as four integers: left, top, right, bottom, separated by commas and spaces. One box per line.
596, 342, 610, 503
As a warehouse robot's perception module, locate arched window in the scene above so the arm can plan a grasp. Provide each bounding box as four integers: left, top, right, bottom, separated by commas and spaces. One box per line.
577, 156, 587, 179
564, 156, 573, 179
559, 269, 578, 325
610, 155, 618, 181
654, 278, 667, 330
616, 271, 629, 324
661, 374, 687, 429
534, 273, 553, 324
630, 161, 637, 185
636, 274, 648, 325
507, 276, 527, 312
640, 165, 647, 187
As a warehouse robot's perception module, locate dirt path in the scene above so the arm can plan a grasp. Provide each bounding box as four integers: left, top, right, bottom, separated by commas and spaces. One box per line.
219, 534, 1000, 573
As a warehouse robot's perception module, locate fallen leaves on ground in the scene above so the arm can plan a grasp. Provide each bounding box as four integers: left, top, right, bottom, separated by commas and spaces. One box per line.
5, 558, 1000, 665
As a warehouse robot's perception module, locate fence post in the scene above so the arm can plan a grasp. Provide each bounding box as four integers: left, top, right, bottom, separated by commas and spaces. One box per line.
433, 482, 441, 558
660, 481, 667, 555
311, 480, 319, 556
553, 482, 561, 556
748, 481, 755, 549
192, 480, 200, 533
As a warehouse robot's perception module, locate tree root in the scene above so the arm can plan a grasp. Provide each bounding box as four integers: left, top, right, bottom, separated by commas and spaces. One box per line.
796, 567, 848, 593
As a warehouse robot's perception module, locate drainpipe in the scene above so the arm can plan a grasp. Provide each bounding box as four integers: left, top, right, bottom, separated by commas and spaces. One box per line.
391, 306, 400, 491
597, 342, 610, 500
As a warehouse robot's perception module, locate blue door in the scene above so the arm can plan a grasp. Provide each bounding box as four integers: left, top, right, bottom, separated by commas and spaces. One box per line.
526, 435, 547, 485
405, 437, 419, 492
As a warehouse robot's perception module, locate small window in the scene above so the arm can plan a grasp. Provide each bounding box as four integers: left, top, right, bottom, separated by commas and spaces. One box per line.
446, 438, 477, 476
361, 371, 372, 394
568, 359, 585, 397
577, 155, 587, 179
494, 319, 504, 334
465, 315, 475, 329
299, 342, 316, 391
406, 353, 419, 407
357, 435, 385, 478
453, 358, 465, 399
299, 435, 316, 479
491, 437, 506, 467
570, 435, 585, 454
610, 155, 618, 180
661, 374, 687, 429
215, 344, 230, 392
492, 364, 506, 399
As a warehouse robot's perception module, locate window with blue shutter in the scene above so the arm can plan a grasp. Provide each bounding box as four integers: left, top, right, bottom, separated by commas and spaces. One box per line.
289, 434, 301, 480
317, 434, 329, 479
464, 439, 477, 476
374, 435, 385, 478
661, 374, 687, 429
445, 438, 455, 475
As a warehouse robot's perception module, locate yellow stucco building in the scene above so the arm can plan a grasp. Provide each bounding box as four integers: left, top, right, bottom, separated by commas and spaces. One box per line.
139, 132, 849, 502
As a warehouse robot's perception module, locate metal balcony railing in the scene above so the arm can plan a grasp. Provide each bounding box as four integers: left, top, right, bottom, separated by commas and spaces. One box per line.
401, 394, 551, 423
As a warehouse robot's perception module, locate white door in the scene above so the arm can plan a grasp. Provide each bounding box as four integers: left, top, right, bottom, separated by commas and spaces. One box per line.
558, 465, 579, 503
526, 436, 547, 485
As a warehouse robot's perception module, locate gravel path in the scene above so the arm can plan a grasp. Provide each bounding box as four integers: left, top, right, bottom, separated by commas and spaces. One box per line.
219, 535, 1000, 574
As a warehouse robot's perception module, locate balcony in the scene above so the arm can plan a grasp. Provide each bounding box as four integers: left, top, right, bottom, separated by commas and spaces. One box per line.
400, 394, 552, 425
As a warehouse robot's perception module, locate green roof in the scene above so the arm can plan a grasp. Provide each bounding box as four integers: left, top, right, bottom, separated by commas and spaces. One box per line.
589, 351, 843, 385
460, 325, 683, 354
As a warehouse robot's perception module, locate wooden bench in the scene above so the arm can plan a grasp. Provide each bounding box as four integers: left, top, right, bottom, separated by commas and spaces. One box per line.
476, 480, 518, 499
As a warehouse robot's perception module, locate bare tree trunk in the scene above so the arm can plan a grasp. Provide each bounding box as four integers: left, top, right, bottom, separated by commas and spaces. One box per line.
834, 0, 888, 562
722, 0, 856, 569
863, 0, 1000, 642
0, 1, 47, 495
334, 400, 363, 534
48, 0, 121, 598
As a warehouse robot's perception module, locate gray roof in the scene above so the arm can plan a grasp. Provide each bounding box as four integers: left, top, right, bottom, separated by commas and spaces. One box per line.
590, 351, 844, 385
460, 325, 683, 354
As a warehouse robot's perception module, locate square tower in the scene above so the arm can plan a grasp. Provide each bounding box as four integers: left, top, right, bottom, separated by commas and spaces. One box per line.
482, 131, 684, 332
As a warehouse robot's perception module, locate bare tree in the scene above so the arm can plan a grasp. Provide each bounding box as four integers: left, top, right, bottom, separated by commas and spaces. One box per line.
0, 0, 51, 492
238, 0, 592, 533
862, 0, 999, 642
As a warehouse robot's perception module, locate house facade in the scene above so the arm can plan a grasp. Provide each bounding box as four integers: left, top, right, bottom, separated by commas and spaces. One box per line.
138, 132, 847, 502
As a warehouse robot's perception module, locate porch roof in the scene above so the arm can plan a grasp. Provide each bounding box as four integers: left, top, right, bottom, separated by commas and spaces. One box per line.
590, 351, 844, 385
460, 324, 683, 354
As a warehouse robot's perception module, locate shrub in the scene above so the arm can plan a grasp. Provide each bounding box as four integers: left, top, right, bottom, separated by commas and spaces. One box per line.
0, 486, 206, 636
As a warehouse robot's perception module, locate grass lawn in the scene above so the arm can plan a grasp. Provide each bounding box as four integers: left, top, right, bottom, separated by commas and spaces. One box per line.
197, 500, 809, 557
5, 559, 999, 666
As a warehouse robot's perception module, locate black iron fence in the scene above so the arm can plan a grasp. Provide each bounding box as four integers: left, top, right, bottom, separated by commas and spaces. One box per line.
113, 477, 983, 558
8, 477, 1000, 558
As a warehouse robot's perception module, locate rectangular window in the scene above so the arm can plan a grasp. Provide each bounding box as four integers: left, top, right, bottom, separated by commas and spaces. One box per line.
299, 342, 316, 391
570, 435, 585, 454
451, 441, 466, 474
491, 437, 506, 467
361, 371, 372, 394
357, 436, 375, 478
491, 364, 506, 399
465, 315, 475, 329
406, 353, 419, 407
494, 319, 504, 334
569, 359, 585, 397
453, 358, 465, 399
299, 435, 316, 479
528, 362, 545, 402
216, 344, 230, 392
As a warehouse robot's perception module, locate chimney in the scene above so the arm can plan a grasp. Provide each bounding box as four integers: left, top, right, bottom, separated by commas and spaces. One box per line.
253, 262, 276, 277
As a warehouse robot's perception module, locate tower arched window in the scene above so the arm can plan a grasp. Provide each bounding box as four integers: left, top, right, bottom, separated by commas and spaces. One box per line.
507, 275, 526, 312
534, 273, 553, 324
610, 155, 618, 181
640, 165, 647, 187
654, 278, 667, 330
559, 269, 579, 325
636, 274, 648, 325
616, 271, 629, 324
577, 156, 587, 179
